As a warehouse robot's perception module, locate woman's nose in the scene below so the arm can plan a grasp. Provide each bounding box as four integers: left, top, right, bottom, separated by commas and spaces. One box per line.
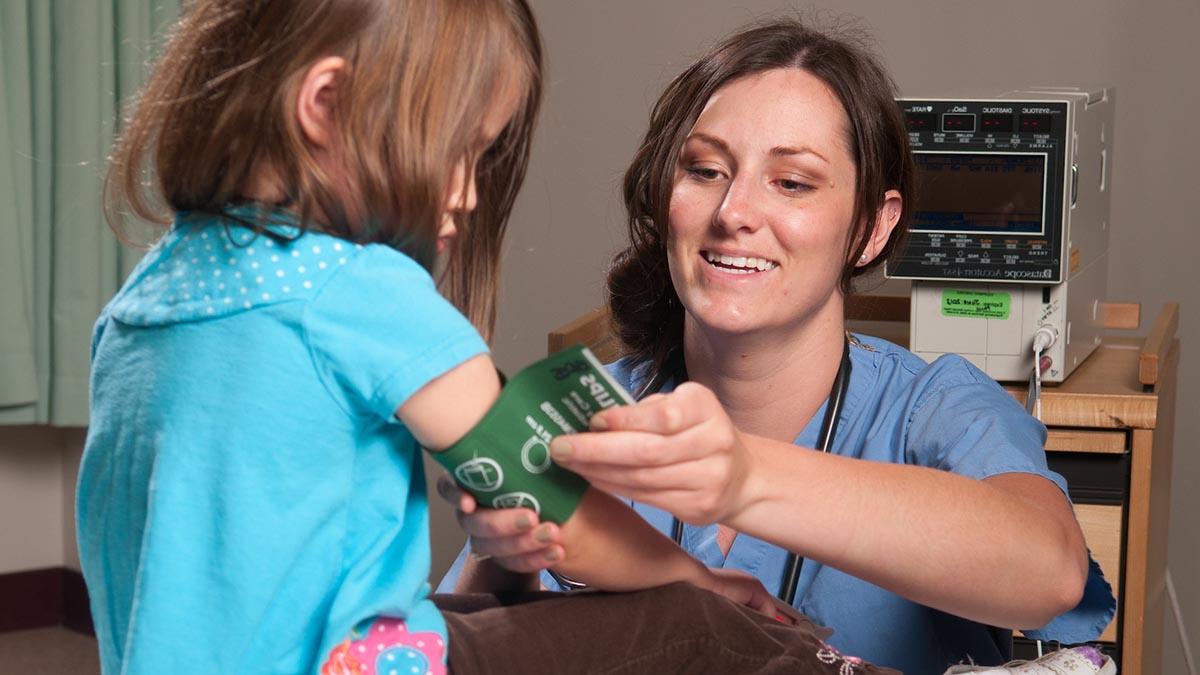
712, 174, 760, 234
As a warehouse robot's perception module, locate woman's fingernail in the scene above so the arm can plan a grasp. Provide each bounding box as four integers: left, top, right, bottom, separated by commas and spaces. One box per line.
515, 515, 533, 531
589, 414, 609, 431
544, 548, 560, 562
550, 438, 572, 460
534, 525, 553, 544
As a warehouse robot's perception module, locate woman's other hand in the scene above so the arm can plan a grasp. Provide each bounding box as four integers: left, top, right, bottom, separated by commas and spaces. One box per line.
698, 567, 777, 618
550, 381, 755, 525
436, 473, 564, 573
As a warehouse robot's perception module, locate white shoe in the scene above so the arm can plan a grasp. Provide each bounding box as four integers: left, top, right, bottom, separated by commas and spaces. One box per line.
942, 646, 1116, 674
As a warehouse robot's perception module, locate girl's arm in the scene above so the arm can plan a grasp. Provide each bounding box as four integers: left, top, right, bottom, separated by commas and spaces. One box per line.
397, 355, 775, 614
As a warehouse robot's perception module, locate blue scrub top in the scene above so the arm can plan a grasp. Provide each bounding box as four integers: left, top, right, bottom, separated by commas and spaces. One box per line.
440, 334, 1115, 674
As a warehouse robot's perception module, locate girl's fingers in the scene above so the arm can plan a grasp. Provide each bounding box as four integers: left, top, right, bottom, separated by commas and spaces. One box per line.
436, 473, 477, 513
453, 504, 541, 539
469, 522, 562, 559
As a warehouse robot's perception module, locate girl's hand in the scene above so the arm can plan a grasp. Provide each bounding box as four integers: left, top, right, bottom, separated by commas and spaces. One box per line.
697, 567, 777, 618
550, 382, 755, 525
436, 473, 564, 573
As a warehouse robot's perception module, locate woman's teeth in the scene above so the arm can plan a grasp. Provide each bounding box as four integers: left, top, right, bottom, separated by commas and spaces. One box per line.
703, 251, 778, 273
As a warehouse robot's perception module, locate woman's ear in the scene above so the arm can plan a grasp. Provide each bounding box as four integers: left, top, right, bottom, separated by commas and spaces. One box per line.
296, 56, 347, 149
857, 189, 903, 266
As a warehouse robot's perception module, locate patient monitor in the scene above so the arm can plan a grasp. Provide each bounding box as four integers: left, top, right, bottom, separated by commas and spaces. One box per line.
889, 87, 1115, 383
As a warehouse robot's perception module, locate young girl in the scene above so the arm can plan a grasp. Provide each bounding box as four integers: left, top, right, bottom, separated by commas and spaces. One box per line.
80, 2, 816, 674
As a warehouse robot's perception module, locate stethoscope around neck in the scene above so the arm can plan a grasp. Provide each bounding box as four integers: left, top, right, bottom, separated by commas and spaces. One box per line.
637, 334, 853, 606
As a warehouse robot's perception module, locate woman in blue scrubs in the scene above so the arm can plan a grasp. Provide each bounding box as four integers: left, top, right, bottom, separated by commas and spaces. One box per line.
440, 19, 1114, 674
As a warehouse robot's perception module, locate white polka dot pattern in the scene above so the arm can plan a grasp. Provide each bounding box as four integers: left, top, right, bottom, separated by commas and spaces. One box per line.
110, 215, 367, 326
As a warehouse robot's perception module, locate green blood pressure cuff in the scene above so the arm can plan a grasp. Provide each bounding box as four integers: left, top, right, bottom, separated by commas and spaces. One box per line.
432, 345, 634, 524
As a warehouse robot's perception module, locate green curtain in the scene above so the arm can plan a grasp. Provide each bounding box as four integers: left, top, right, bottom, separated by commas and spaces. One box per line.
0, 0, 178, 425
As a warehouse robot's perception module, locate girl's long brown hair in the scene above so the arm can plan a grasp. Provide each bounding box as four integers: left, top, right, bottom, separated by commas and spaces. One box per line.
608, 18, 914, 370
106, 0, 543, 339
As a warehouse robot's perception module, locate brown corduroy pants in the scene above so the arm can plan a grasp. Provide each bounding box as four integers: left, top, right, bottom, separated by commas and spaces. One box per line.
433, 583, 900, 675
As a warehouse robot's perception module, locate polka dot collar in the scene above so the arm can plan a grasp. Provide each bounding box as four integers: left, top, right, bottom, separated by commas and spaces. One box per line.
110, 208, 364, 326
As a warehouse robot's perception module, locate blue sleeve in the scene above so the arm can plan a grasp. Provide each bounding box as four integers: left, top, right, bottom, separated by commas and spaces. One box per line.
905, 357, 1059, 489
906, 356, 1116, 643
304, 248, 489, 421
1023, 556, 1117, 642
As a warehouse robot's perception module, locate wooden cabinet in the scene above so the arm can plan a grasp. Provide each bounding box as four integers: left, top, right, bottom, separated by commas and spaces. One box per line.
1072, 503, 1123, 644
1001, 329, 1179, 675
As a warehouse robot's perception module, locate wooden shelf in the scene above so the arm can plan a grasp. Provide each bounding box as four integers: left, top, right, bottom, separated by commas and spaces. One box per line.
1002, 337, 1168, 430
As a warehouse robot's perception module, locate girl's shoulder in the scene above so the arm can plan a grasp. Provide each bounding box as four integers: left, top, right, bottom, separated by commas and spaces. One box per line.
104, 209, 424, 328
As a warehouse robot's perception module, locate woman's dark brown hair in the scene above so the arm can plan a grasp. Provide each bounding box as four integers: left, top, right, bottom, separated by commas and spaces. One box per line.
105, 0, 543, 339
608, 18, 913, 369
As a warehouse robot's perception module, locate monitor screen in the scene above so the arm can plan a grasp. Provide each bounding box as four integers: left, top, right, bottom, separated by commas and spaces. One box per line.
911, 152, 1046, 234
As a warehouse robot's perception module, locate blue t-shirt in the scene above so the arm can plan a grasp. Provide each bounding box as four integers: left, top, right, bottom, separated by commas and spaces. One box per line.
78, 209, 487, 674
440, 334, 1115, 674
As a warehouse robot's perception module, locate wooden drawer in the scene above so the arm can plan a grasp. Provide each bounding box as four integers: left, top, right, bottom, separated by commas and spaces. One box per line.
1074, 503, 1123, 643
1016, 503, 1122, 644
1044, 429, 1127, 454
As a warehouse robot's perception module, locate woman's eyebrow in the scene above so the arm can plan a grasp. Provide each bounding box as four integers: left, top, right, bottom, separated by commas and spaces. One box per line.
685, 132, 732, 154
688, 132, 830, 166
769, 145, 830, 164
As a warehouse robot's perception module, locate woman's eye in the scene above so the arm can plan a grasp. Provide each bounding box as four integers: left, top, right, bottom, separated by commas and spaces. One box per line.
778, 178, 812, 193
685, 166, 722, 181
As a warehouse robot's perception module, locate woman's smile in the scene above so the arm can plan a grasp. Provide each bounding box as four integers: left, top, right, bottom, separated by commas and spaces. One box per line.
701, 249, 780, 274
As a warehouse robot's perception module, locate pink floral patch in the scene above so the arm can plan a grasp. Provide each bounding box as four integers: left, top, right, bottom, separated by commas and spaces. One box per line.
322, 618, 446, 675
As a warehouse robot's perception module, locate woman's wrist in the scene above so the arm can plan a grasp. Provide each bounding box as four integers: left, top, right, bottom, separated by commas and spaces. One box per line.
674, 555, 718, 591
724, 431, 772, 528
724, 433, 819, 537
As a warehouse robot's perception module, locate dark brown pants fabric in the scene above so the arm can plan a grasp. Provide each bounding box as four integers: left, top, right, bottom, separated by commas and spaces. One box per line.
433, 583, 900, 675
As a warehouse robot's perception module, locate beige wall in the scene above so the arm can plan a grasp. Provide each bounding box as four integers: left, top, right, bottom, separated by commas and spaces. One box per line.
0, 427, 69, 573
1, 0, 1193, 668
61, 430, 86, 572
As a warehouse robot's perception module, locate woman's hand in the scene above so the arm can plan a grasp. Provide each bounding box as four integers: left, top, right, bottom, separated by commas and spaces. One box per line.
436, 473, 564, 573
550, 381, 756, 525
696, 567, 777, 619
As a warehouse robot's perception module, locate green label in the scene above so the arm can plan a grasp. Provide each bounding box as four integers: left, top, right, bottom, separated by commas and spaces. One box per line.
940, 289, 1011, 319
434, 345, 633, 524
